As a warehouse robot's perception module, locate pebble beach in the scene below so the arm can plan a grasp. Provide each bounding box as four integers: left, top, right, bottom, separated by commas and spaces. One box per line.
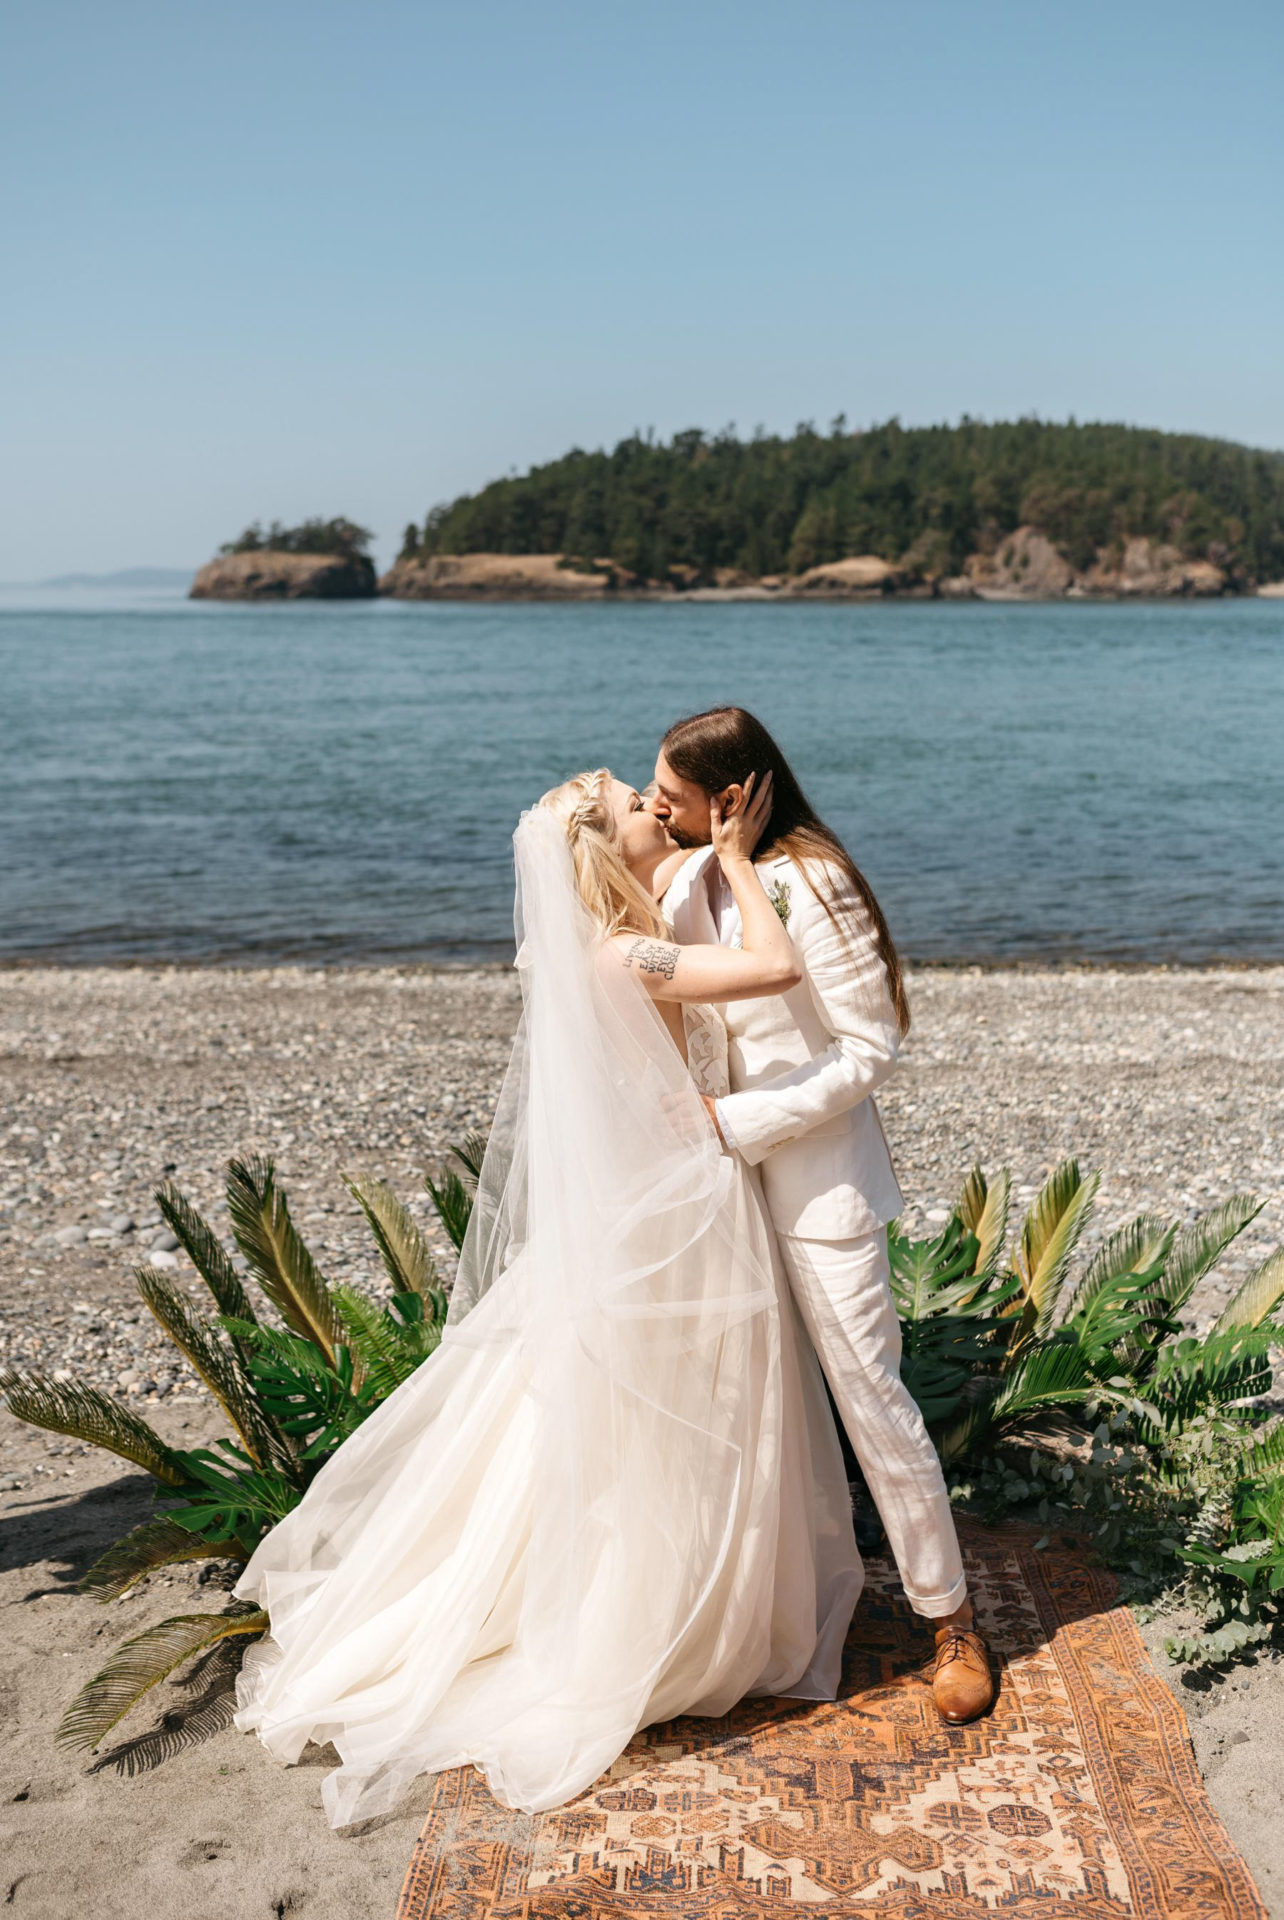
3, 961, 1283, 1915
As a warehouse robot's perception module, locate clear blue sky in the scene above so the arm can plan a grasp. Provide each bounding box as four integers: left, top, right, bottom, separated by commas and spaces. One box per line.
2, 0, 1281, 577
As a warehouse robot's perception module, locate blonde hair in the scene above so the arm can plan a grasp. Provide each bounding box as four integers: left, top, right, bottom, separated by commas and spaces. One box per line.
539, 768, 668, 940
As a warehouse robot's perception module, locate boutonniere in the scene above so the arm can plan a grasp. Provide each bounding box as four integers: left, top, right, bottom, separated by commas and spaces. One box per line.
768, 877, 792, 927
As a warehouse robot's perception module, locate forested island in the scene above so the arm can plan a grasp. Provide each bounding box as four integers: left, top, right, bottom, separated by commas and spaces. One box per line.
388, 418, 1284, 599
191, 421, 1284, 600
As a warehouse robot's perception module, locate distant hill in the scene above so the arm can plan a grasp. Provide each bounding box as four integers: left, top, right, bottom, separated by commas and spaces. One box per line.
400, 418, 1284, 588
39, 567, 195, 588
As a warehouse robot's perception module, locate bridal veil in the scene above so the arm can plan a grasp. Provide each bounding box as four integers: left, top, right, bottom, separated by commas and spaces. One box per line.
234, 806, 861, 1823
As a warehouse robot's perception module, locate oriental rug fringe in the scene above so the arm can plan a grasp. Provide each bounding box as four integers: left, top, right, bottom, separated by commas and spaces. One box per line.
397, 1518, 1264, 1920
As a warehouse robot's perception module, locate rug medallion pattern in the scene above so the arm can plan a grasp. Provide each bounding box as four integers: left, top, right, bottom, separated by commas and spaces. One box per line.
398, 1522, 1264, 1920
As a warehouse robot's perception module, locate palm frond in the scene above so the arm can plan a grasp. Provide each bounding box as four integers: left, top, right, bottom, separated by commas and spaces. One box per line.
135, 1267, 294, 1476
451, 1131, 488, 1183
155, 1181, 257, 1329
343, 1174, 445, 1308
88, 1639, 243, 1777
940, 1337, 1100, 1463
1214, 1248, 1284, 1334
78, 1519, 226, 1603
424, 1165, 474, 1253
1013, 1160, 1100, 1340
57, 1606, 268, 1751
956, 1165, 1010, 1280
1163, 1194, 1265, 1316
1065, 1213, 1177, 1319
0, 1369, 187, 1486
1240, 1420, 1284, 1479
225, 1155, 340, 1361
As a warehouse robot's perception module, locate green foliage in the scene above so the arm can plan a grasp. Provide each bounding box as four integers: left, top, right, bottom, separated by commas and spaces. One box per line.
424, 1134, 485, 1254
904, 1163, 1284, 1672
410, 419, 1284, 585
219, 516, 372, 558
3, 1145, 467, 1750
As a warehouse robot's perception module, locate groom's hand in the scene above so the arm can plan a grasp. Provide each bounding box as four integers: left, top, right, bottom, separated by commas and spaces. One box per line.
700, 1093, 728, 1147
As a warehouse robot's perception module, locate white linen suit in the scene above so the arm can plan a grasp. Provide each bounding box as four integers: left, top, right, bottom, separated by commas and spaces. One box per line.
665, 846, 968, 1619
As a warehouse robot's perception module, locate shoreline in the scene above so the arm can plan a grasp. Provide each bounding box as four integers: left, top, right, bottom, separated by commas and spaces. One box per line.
4, 952, 1284, 973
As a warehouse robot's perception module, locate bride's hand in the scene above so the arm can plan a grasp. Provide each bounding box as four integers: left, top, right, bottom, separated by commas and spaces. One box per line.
711, 770, 773, 864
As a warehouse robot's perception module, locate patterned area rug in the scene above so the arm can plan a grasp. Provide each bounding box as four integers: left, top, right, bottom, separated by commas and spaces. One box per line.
397, 1519, 1264, 1920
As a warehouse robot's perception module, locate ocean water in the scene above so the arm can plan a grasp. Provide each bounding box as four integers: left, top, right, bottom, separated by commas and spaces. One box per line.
0, 587, 1280, 965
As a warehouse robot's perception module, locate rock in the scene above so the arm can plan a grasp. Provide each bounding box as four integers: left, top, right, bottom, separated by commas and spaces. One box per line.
147, 1249, 179, 1270
379, 552, 620, 600
1076, 537, 1226, 598
86, 1227, 116, 1240
150, 1229, 180, 1252
52, 1224, 87, 1246
968, 528, 1075, 600
189, 551, 376, 601
789, 556, 902, 596
110, 1214, 135, 1234
1257, 581, 1284, 598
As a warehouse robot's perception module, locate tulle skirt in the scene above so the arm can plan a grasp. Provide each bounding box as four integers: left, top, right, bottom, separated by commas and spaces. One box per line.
233, 1165, 862, 1825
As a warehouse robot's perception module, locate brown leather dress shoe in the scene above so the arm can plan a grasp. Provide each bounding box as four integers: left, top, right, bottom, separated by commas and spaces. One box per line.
931, 1625, 994, 1724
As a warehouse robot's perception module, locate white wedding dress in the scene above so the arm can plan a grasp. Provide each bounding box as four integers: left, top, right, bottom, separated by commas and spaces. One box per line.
233, 809, 863, 1826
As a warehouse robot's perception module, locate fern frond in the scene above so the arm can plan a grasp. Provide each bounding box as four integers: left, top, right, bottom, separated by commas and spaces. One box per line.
78, 1519, 225, 1603
1214, 1248, 1284, 1334
1065, 1213, 1177, 1319
135, 1268, 293, 1475
330, 1283, 437, 1399
0, 1370, 187, 1486
343, 1175, 444, 1306
1012, 1160, 1100, 1340
225, 1155, 340, 1361
1163, 1194, 1265, 1315
1240, 1420, 1284, 1479
57, 1607, 268, 1751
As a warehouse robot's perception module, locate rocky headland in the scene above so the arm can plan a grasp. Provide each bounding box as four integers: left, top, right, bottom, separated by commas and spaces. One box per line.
189, 550, 376, 600
375, 534, 1268, 602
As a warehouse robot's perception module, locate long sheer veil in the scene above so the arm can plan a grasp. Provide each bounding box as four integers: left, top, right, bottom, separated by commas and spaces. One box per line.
235, 804, 839, 1823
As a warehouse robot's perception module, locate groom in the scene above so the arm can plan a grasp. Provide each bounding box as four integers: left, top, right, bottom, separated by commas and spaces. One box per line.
650, 706, 993, 1726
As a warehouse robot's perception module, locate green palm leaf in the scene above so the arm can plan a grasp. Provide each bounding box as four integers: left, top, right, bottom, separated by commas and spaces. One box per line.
57, 1606, 268, 1751
956, 1165, 1010, 1281
343, 1175, 445, 1307
135, 1267, 295, 1477
0, 1370, 187, 1487
78, 1519, 226, 1603
940, 1336, 1102, 1462
1213, 1248, 1284, 1334
225, 1155, 340, 1361
155, 1181, 258, 1330
1012, 1160, 1100, 1341
1163, 1194, 1265, 1316
1240, 1421, 1284, 1479
1065, 1213, 1177, 1319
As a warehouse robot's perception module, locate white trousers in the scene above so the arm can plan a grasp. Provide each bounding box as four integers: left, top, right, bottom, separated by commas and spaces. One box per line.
775, 1227, 969, 1619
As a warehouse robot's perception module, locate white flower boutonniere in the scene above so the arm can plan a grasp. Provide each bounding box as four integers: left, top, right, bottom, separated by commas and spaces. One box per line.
768, 877, 792, 927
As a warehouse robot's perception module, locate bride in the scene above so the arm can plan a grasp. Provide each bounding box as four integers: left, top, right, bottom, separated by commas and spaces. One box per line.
233, 767, 865, 1826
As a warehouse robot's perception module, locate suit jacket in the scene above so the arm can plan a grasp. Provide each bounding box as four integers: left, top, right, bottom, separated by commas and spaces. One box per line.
665, 846, 903, 1240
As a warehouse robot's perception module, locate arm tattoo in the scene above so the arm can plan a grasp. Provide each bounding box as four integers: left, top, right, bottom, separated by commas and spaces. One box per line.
623, 937, 679, 981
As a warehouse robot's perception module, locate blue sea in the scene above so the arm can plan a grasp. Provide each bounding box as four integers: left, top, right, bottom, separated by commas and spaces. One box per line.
0, 586, 1280, 965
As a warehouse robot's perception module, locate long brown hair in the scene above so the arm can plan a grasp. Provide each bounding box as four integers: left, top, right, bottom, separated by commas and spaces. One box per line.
660, 707, 910, 1035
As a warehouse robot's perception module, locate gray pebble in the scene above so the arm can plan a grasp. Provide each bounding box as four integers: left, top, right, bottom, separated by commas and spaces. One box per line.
110, 1213, 135, 1234
53, 1224, 88, 1246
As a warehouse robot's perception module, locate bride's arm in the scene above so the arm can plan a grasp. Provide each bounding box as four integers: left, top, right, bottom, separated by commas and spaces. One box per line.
606, 775, 802, 1004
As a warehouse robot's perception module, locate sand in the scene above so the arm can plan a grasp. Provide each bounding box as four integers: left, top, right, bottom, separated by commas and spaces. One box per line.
2, 962, 1282, 1917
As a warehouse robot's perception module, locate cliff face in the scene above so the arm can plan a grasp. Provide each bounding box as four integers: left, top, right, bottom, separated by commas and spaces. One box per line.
937, 529, 1227, 601
380, 553, 616, 599
189, 552, 376, 600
